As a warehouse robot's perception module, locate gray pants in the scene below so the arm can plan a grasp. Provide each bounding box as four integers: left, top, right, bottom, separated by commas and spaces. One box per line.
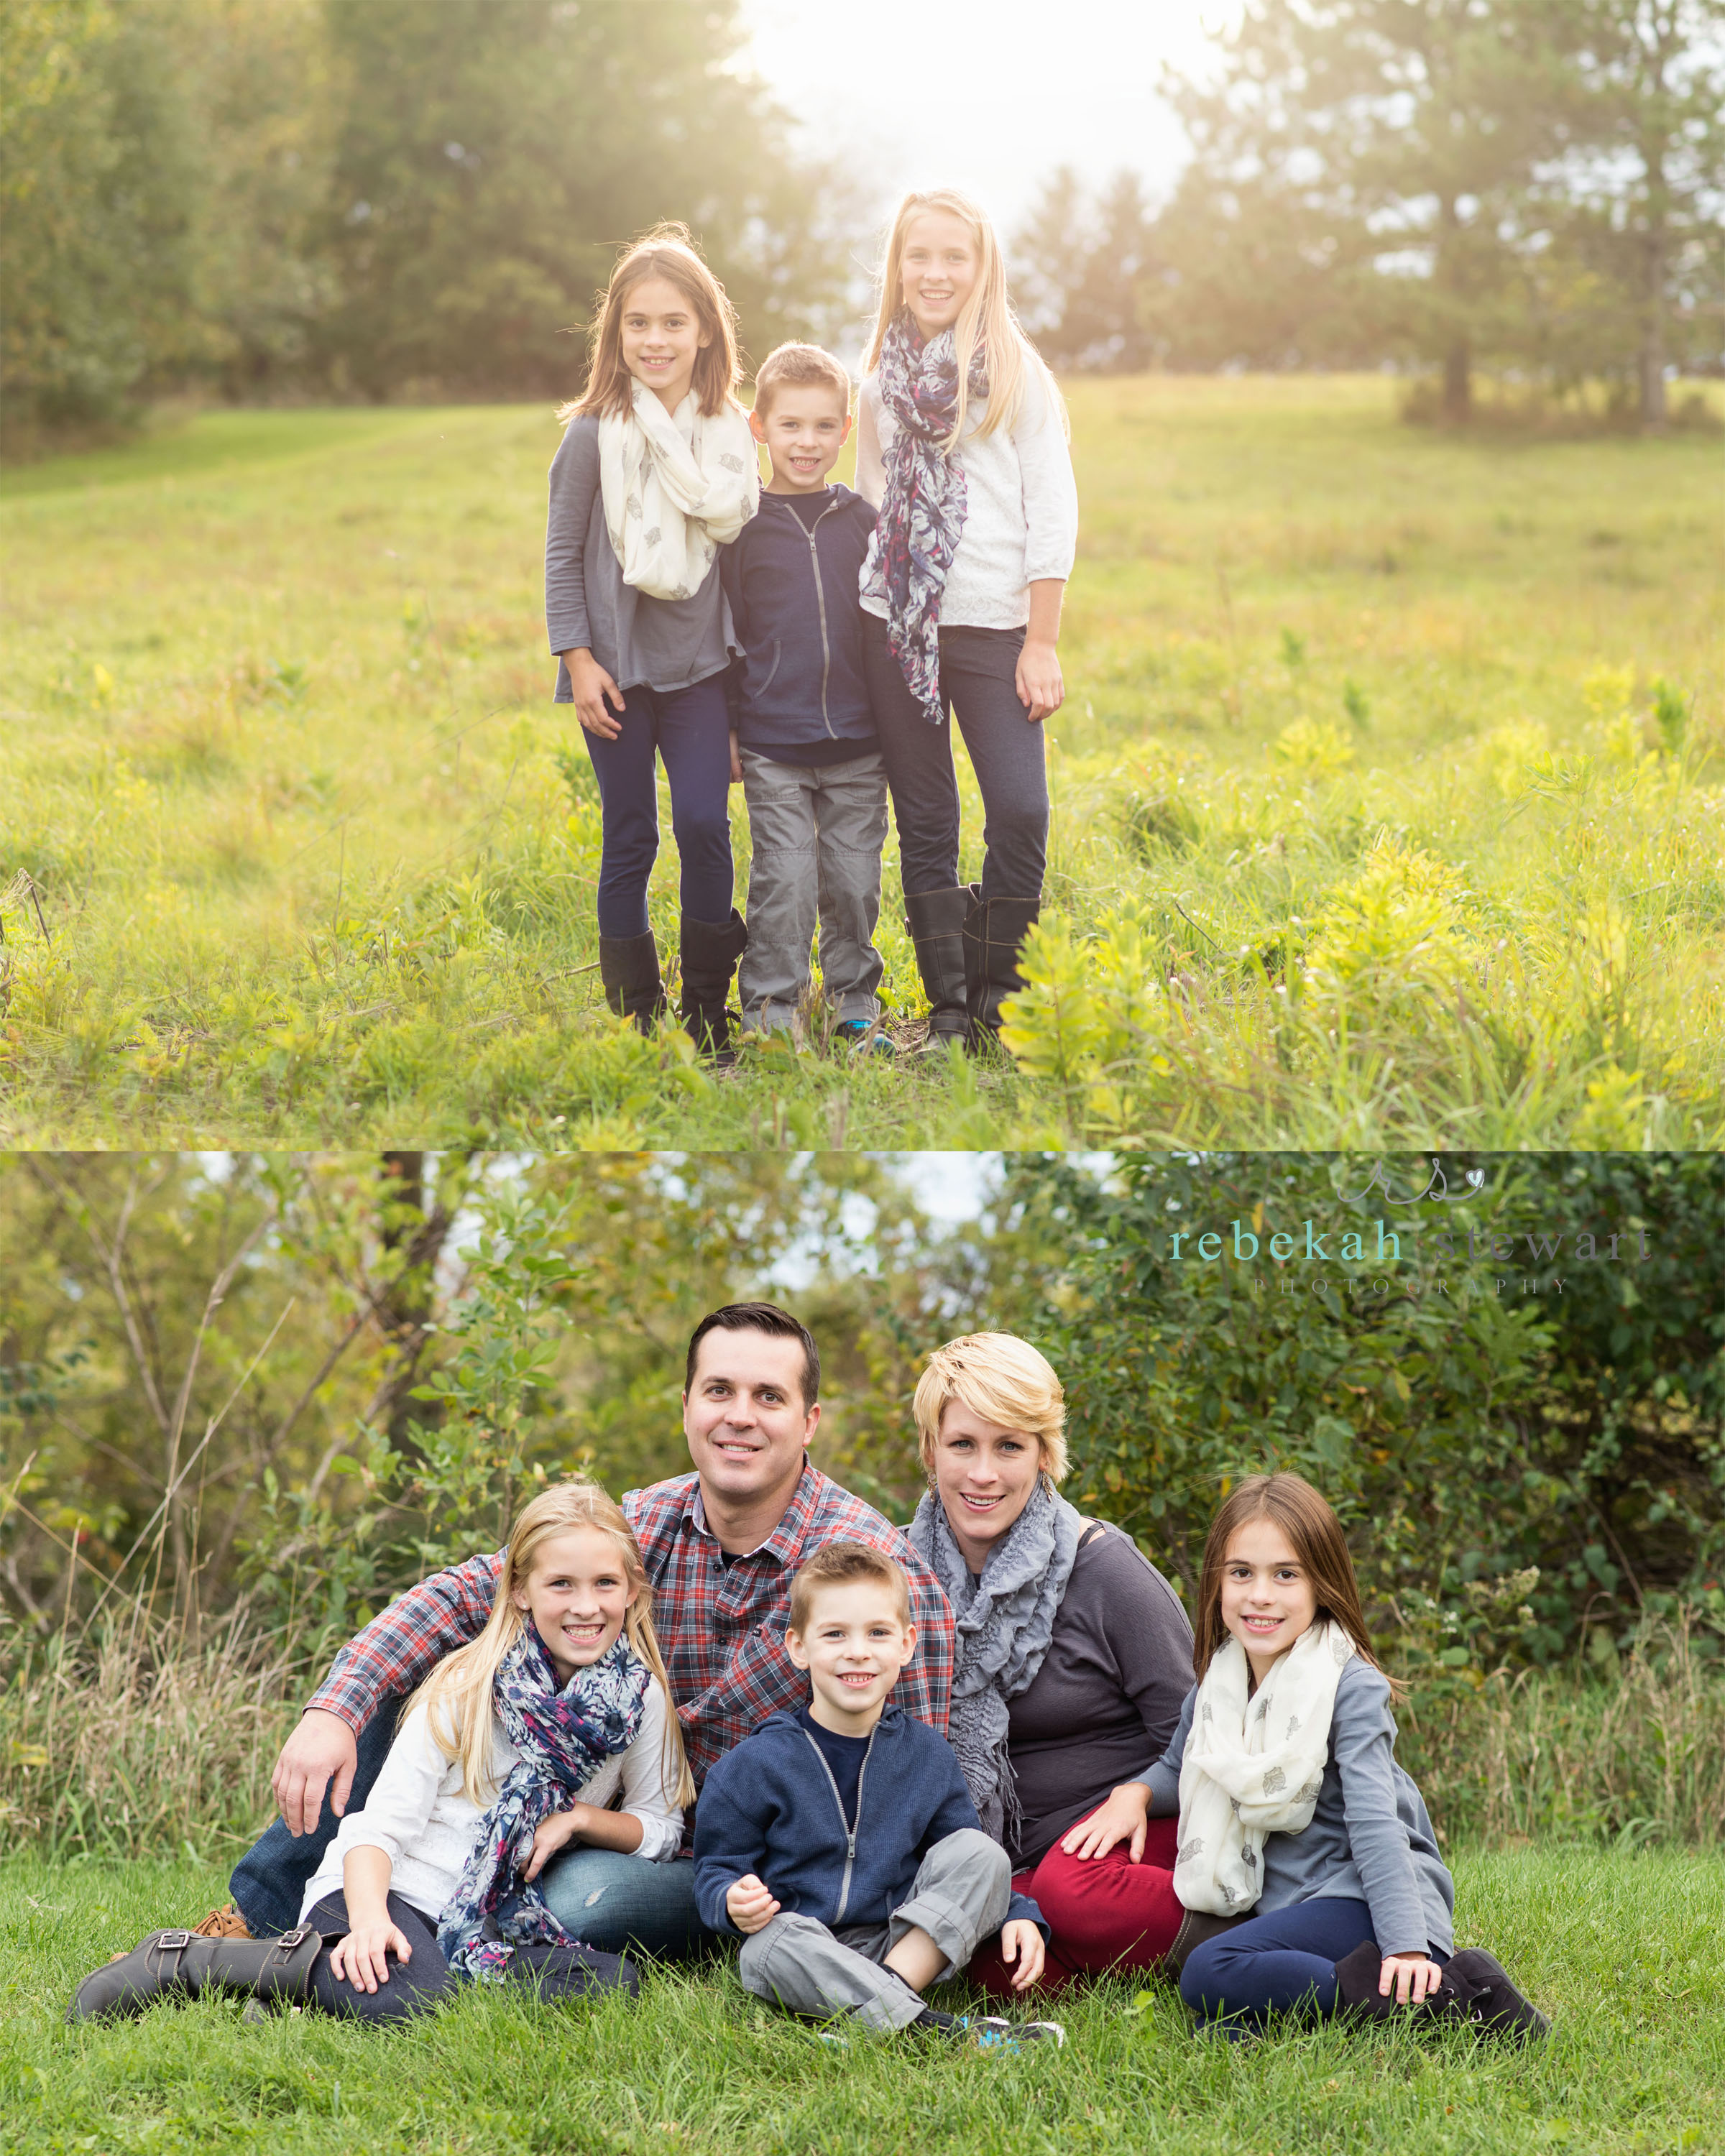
737, 1828, 1011, 2034
737, 747, 887, 1032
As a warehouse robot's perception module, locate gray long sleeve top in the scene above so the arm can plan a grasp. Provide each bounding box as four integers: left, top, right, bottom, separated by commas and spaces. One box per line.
544, 414, 734, 699
1141, 1657, 1455, 1957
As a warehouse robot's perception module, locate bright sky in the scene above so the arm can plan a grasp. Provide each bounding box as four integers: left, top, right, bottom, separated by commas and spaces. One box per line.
735, 0, 1230, 236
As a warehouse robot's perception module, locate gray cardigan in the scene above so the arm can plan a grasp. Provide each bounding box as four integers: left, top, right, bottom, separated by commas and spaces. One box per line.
544, 414, 734, 699
1141, 1658, 1454, 1957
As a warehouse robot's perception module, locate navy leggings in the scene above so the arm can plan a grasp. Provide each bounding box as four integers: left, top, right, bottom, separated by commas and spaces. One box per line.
1180, 1897, 1450, 2029
582, 671, 733, 938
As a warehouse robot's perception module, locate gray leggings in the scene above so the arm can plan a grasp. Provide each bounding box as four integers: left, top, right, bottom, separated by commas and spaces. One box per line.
303, 1890, 639, 2022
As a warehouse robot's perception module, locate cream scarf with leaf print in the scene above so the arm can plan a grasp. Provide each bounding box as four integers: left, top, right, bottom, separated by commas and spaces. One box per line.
597, 384, 758, 602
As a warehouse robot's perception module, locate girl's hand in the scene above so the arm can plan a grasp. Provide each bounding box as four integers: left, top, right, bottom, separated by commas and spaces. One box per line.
328, 1918, 412, 1994
1000, 1920, 1046, 1991
1015, 637, 1064, 724
726, 1873, 781, 1935
728, 729, 742, 784
1059, 1782, 1151, 1864
1379, 1952, 1444, 2006
524, 1805, 589, 1882
564, 648, 625, 740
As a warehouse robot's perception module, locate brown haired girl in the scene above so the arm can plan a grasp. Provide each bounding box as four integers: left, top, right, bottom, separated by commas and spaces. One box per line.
547, 224, 758, 1057
1133, 1473, 1548, 2040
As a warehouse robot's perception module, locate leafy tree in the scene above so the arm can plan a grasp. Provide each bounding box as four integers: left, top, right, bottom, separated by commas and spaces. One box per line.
1013, 167, 1164, 372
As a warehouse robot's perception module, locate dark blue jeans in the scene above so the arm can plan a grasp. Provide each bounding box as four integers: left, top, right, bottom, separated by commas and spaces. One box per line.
1180, 1897, 1450, 2029
583, 671, 734, 937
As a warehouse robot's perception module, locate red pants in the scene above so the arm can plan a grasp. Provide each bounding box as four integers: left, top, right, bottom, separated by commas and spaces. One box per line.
967, 1815, 1182, 1999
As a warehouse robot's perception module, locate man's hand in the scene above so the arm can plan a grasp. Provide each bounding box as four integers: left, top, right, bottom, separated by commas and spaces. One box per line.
564, 648, 626, 740
1379, 1952, 1444, 2005
1000, 1920, 1046, 1991
1058, 1782, 1151, 1864
328, 1916, 412, 1994
272, 1709, 358, 1838
725, 1874, 781, 1935
524, 1805, 592, 1882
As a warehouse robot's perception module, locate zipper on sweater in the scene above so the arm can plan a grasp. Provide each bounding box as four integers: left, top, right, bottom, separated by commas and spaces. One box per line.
777, 496, 844, 739
801, 1720, 878, 1925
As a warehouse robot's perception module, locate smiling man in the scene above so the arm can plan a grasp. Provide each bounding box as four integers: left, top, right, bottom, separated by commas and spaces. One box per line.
219, 1304, 954, 1961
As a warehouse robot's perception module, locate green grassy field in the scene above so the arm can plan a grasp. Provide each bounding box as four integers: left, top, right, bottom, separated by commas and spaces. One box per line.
2, 379, 1720, 1148
3, 1848, 1718, 2155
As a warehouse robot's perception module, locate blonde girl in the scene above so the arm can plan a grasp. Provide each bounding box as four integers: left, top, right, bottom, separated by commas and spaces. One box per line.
547, 224, 758, 1059
1136, 1473, 1547, 2040
856, 190, 1079, 1052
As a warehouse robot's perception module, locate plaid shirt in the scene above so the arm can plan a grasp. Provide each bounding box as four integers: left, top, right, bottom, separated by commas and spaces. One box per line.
308, 1461, 953, 1795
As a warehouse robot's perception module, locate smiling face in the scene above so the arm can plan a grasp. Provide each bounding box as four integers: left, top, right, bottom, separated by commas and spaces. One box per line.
618, 273, 711, 412
512, 1524, 638, 1685
897, 208, 982, 340
683, 1325, 819, 1517
786, 1579, 918, 1735
1220, 1516, 1320, 1684
751, 384, 852, 494
932, 1401, 1043, 1575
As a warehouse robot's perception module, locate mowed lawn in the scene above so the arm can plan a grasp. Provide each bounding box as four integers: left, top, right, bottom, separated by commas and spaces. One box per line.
2, 1847, 1718, 2156
1, 380, 1720, 1148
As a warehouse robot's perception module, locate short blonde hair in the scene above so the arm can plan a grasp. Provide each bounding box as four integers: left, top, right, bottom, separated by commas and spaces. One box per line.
753, 341, 850, 419
912, 1332, 1068, 1485
788, 1542, 911, 1634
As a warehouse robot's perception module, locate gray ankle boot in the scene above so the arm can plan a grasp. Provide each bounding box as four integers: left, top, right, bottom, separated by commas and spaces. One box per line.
68, 1925, 323, 2024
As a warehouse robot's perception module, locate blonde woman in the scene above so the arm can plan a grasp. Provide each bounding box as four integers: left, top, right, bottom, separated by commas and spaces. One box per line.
71, 1483, 689, 2024
903, 1334, 1192, 1998
856, 190, 1080, 1050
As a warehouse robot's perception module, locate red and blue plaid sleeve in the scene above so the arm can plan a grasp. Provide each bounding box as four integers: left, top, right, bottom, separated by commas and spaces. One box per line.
305, 1549, 502, 1732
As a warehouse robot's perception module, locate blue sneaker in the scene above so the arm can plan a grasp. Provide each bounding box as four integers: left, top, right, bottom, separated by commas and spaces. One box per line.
833, 1018, 896, 1057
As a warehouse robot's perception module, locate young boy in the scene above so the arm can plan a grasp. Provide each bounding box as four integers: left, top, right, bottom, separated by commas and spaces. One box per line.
721, 345, 892, 1054
693, 1543, 1062, 2045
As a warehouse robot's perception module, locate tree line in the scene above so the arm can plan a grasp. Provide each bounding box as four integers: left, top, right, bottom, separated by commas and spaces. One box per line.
3, 1, 1721, 451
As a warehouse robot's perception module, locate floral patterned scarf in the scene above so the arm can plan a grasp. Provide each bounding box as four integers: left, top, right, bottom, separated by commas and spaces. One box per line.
436, 1628, 650, 1981
862, 309, 990, 722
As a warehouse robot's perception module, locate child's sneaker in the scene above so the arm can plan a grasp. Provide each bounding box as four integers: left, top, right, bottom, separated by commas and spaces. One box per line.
911, 2007, 1065, 2052
833, 1018, 896, 1057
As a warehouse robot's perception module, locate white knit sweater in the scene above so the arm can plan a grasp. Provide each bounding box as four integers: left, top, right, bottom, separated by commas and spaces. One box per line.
855, 359, 1078, 630
298, 1680, 685, 1927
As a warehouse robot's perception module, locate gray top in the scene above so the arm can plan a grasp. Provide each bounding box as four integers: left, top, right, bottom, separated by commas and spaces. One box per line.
1141, 1657, 1455, 1956
1004, 1523, 1194, 1870
544, 414, 733, 698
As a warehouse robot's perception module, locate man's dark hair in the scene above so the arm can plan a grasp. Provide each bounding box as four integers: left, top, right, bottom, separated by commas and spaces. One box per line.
684, 1302, 820, 1407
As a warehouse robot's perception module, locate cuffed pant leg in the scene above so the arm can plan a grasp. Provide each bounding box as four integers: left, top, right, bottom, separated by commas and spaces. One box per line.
889, 1827, 1013, 1980
940, 627, 1048, 904
738, 1912, 928, 2034
864, 612, 961, 897
1026, 1813, 1182, 1978
737, 750, 818, 1031
1181, 1896, 1379, 2027
538, 1851, 712, 1962
814, 752, 888, 1018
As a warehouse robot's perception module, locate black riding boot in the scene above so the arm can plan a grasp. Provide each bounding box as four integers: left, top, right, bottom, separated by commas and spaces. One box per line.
599, 929, 666, 1034
1333, 1941, 1549, 2042
905, 885, 975, 1053
678, 908, 748, 1064
68, 1925, 323, 2024
970, 894, 1041, 1048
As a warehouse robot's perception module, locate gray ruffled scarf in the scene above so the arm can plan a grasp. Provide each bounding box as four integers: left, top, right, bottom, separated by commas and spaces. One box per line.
906, 1478, 1082, 1847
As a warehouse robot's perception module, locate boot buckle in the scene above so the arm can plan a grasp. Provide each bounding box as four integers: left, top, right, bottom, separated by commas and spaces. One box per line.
154, 1930, 193, 1952
276, 1926, 314, 1950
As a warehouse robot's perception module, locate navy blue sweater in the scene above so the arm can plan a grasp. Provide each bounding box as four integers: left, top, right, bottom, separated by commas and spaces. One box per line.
694, 1703, 1046, 1939
718, 487, 878, 760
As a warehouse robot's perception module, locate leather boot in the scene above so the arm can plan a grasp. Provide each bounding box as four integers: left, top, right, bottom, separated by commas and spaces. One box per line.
599, 929, 666, 1034
1161, 1907, 1251, 1983
68, 1924, 323, 2024
678, 908, 748, 1064
905, 886, 974, 1053
1333, 1940, 1549, 2042
970, 895, 1041, 1048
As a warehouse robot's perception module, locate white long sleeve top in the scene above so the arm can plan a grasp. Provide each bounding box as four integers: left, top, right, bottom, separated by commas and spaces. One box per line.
855, 358, 1078, 630
298, 1677, 685, 1927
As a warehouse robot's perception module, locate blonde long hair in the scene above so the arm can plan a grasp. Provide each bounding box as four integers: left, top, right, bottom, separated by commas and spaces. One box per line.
863, 188, 1066, 448
561, 222, 742, 424
408, 1480, 694, 1809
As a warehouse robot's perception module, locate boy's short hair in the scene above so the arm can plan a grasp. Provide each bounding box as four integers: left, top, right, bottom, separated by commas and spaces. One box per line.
753, 341, 852, 420
787, 1541, 911, 1634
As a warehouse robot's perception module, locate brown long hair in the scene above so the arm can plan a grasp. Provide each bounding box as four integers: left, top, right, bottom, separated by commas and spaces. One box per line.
1191, 1473, 1388, 1687
563, 223, 742, 423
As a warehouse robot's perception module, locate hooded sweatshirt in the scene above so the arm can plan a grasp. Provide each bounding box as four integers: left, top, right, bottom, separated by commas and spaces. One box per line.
693, 1700, 1045, 1938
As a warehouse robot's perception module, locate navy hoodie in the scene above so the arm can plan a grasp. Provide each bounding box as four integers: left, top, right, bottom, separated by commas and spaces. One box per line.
693, 1702, 1046, 1938
718, 486, 878, 761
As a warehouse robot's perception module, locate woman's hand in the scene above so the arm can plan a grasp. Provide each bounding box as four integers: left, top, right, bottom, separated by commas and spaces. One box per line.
328, 1917, 412, 1994
564, 648, 625, 740
524, 1805, 591, 1882
1379, 1952, 1444, 2006
999, 1920, 1046, 1991
1015, 637, 1064, 724
1059, 1782, 1151, 1864
725, 1873, 781, 1935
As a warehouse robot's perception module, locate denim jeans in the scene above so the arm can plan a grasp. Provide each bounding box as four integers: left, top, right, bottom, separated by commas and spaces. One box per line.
582, 671, 734, 937
537, 1848, 713, 1961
